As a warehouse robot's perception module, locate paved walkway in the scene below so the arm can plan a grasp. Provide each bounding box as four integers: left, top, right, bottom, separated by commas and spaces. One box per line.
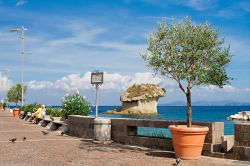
0, 112, 249, 166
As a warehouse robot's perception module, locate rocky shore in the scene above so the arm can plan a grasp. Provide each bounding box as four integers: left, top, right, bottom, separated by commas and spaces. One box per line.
227, 111, 250, 121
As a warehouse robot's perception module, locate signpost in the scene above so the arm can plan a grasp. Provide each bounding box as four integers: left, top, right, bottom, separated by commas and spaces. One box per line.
91, 71, 103, 118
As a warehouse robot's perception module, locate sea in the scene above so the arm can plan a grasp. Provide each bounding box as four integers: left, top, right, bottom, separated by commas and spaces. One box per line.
90, 106, 250, 137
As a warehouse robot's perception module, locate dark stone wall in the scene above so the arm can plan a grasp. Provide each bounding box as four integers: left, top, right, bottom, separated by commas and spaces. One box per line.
233, 123, 250, 161
111, 118, 224, 153
68, 115, 95, 138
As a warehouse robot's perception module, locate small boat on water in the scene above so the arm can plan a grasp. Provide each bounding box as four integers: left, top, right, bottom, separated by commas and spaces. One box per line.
227, 111, 250, 121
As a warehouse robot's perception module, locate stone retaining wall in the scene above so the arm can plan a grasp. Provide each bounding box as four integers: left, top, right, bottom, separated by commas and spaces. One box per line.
68, 115, 95, 138
233, 123, 250, 161
111, 118, 224, 155
68, 116, 224, 156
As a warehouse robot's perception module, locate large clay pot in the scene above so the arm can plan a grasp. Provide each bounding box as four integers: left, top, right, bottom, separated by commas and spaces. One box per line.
13, 108, 20, 117
169, 125, 209, 160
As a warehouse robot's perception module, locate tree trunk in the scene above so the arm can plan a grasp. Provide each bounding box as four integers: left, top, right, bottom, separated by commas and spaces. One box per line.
186, 88, 192, 127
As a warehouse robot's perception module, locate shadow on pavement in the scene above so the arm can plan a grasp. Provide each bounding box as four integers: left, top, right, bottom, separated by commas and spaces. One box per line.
78, 139, 150, 153
145, 151, 176, 158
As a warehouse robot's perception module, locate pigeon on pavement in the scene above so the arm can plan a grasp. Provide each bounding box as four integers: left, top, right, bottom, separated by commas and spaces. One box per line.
41, 131, 49, 135
9, 138, 17, 143
175, 158, 181, 165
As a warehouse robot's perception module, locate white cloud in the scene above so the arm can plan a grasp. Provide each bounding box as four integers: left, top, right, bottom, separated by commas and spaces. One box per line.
226, 37, 250, 61
184, 0, 217, 11
25, 71, 250, 104
28, 80, 54, 90
138, 0, 217, 11
0, 75, 12, 92
27, 72, 173, 92
15, 0, 27, 6
240, 2, 250, 12
216, 9, 238, 18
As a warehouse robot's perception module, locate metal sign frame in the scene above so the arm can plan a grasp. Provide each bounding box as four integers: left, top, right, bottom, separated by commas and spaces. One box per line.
91, 72, 104, 84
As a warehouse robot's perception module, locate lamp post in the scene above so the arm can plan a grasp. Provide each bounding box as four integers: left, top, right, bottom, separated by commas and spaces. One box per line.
9, 26, 27, 107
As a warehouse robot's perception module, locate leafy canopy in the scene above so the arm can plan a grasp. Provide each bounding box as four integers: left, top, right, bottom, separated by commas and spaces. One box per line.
7, 83, 27, 105
142, 17, 232, 93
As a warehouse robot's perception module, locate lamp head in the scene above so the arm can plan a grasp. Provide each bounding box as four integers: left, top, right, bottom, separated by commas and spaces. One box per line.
9, 28, 21, 32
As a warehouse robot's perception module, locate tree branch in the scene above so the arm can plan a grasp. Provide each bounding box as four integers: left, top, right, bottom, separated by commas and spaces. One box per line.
168, 71, 186, 94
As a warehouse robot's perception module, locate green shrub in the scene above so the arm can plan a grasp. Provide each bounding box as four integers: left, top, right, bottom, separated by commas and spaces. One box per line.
22, 103, 37, 113
3, 102, 8, 108
51, 109, 62, 117
61, 92, 91, 118
45, 106, 53, 115
46, 106, 62, 117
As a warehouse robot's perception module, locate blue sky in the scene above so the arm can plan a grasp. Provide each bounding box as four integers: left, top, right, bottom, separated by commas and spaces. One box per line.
0, 0, 250, 105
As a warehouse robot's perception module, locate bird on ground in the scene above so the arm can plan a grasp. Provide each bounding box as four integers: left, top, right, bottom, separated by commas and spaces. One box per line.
176, 158, 181, 165
41, 131, 49, 135
61, 132, 64, 136
9, 138, 17, 143
23, 137, 27, 141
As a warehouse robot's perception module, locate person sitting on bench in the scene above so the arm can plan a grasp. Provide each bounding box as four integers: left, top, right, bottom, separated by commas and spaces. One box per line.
32, 104, 45, 124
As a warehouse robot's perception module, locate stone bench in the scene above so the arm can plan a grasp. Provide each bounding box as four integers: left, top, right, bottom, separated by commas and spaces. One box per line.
24, 112, 32, 121
39, 116, 67, 131
51, 117, 67, 131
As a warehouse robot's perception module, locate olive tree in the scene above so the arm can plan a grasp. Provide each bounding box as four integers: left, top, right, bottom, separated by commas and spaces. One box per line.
142, 18, 232, 127
7, 83, 27, 106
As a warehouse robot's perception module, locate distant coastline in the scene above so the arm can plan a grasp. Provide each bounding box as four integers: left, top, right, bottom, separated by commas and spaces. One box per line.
159, 100, 250, 106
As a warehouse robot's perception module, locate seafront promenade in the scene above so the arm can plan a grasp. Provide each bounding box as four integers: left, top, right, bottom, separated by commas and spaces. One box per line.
0, 112, 249, 166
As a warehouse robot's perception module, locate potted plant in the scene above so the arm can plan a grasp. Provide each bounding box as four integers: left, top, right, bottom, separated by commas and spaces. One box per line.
7, 84, 27, 117
142, 17, 232, 159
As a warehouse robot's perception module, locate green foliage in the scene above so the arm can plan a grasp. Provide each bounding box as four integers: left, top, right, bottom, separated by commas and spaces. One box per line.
142, 17, 232, 126
21, 103, 37, 113
46, 106, 62, 117
3, 102, 8, 108
7, 83, 27, 106
61, 92, 91, 118
142, 17, 232, 88
51, 109, 62, 117
45, 106, 53, 115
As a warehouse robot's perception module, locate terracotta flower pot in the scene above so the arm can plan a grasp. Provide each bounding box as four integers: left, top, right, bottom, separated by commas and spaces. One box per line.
13, 108, 20, 117
169, 125, 209, 160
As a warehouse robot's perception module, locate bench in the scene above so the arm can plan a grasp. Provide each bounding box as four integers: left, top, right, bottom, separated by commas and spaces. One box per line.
24, 112, 32, 121
50, 117, 65, 130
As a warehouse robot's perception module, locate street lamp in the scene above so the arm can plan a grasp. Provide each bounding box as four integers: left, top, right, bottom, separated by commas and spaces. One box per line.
9, 26, 27, 107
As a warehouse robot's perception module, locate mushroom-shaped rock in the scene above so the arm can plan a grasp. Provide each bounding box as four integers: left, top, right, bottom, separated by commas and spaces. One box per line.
120, 84, 166, 102
106, 84, 166, 115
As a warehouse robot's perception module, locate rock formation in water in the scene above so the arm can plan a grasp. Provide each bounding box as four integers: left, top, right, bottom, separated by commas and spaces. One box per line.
106, 84, 166, 115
